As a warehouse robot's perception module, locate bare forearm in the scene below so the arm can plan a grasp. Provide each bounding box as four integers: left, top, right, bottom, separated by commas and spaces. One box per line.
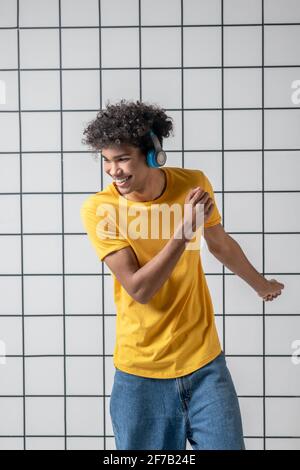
211, 235, 267, 292
133, 228, 188, 303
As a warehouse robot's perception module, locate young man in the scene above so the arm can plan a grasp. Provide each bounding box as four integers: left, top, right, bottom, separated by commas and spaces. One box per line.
80, 99, 284, 450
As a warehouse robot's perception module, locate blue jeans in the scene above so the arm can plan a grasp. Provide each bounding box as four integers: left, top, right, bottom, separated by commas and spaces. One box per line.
110, 351, 245, 450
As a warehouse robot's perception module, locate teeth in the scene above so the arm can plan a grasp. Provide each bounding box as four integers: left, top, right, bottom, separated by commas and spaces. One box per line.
115, 176, 130, 183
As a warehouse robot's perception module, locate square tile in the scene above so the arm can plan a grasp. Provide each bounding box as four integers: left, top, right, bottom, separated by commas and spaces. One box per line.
66, 397, 103, 435
65, 316, 102, 355
224, 0, 262, 24
0, 236, 21, 274
0, 154, 20, 193
64, 275, 102, 315
25, 357, 64, 395
266, 398, 300, 436
264, 67, 300, 108
0, 398, 23, 435
266, 357, 300, 395
265, 234, 300, 273
224, 26, 261, 66
65, 234, 102, 274
225, 274, 263, 315
20, 29, 59, 68
61, 0, 99, 26
22, 194, 62, 233
141, 0, 181, 25
63, 153, 101, 192
66, 357, 102, 395
0, 195, 20, 233
265, 151, 300, 191
265, 193, 300, 232
64, 194, 96, 234
184, 69, 221, 109
239, 397, 264, 436
265, 0, 300, 23
224, 192, 262, 232
20, 71, 60, 110
0, 358, 23, 395
265, 316, 300, 355
224, 151, 262, 191
102, 70, 140, 105
0, 277, 22, 315
23, 235, 62, 274
22, 154, 61, 193
0, 71, 19, 110
184, 27, 221, 67
244, 438, 264, 450
0, 438, 23, 450
184, 152, 222, 192
0, 0, 17, 27
184, 110, 222, 150
224, 110, 262, 150
226, 356, 263, 395
142, 28, 181, 68
225, 316, 263, 355
26, 397, 64, 435
21, 112, 61, 152
102, 27, 140, 68
0, 113, 19, 152
24, 316, 64, 355
61, 28, 99, 68
26, 438, 64, 450
19, 0, 59, 26
266, 438, 300, 450
0, 30, 18, 68
265, 110, 300, 150
0, 317, 23, 355
63, 111, 96, 151
224, 68, 262, 108
23, 276, 63, 315
62, 70, 100, 110
142, 69, 182, 109
265, 25, 300, 66
101, 0, 139, 26
67, 437, 102, 450
183, 0, 221, 25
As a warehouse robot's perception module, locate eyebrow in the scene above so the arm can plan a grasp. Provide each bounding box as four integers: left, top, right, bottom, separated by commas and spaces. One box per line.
101, 153, 129, 160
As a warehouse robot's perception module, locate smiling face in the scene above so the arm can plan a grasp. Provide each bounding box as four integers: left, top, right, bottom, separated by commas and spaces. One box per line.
101, 143, 154, 199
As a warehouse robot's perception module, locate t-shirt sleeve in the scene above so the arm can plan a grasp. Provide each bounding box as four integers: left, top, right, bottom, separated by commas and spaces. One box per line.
80, 198, 130, 262
202, 172, 222, 228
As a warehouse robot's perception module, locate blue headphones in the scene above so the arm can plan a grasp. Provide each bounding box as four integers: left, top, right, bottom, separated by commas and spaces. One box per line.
146, 130, 167, 168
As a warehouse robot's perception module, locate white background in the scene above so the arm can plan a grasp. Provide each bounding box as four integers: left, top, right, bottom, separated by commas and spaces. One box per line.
0, 0, 300, 450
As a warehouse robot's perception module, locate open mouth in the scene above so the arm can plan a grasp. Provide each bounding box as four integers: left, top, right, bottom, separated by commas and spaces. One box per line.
114, 175, 132, 186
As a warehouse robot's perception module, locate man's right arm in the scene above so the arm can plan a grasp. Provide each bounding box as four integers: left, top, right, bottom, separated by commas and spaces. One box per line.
104, 228, 187, 304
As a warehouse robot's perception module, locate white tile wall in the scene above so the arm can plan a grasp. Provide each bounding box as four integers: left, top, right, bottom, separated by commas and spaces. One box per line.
0, 0, 299, 451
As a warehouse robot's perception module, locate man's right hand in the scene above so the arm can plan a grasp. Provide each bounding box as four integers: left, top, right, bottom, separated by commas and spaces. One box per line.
180, 187, 214, 241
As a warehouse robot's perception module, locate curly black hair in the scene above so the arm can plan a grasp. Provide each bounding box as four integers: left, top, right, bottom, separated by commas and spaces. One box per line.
82, 99, 174, 159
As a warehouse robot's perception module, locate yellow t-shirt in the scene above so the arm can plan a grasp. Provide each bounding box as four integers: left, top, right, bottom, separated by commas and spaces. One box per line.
80, 167, 222, 378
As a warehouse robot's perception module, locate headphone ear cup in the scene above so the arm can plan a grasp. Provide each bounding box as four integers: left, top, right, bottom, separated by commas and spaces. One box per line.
146, 149, 158, 168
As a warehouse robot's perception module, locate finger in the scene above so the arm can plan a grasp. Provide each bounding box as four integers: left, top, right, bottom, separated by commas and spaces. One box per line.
204, 200, 214, 216
190, 190, 206, 205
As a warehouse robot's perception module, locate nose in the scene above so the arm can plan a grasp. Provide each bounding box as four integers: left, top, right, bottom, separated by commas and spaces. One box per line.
108, 163, 123, 177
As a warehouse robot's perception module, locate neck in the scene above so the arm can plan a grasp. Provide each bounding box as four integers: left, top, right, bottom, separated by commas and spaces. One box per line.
124, 168, 166, 202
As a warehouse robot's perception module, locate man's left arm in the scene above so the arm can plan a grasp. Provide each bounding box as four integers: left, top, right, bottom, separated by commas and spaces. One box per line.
203, 223, 285, 301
